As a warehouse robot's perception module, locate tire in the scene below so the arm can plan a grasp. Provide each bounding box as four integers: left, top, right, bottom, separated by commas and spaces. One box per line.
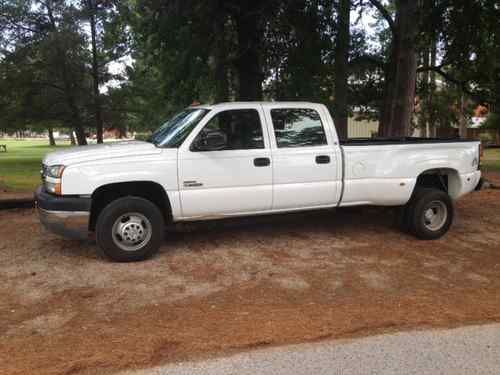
406, 188, 453, 240
96, 196, 165, 262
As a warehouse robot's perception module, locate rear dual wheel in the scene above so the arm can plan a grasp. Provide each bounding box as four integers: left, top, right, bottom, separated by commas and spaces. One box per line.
400, 188, 454, 240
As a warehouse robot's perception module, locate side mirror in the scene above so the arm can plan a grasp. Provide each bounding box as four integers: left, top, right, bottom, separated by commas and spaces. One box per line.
193, 130, 228, 151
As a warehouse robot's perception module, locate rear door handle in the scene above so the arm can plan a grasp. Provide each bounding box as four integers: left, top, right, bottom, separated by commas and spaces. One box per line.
254, 157, 271, 167
315, 155, 330, 164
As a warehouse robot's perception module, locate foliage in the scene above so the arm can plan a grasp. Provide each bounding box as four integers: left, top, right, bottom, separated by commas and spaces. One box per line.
0, 0, 133, 143
483, 114, 500, 130
264, 0, 335, 103
0, 0, 93, 143
1, 0, 499, 137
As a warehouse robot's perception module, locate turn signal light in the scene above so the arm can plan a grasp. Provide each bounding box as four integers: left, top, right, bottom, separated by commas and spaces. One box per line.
54, 181, 62, 195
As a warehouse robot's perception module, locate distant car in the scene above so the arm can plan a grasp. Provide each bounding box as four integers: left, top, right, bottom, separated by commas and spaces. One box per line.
35, 102, 482, 261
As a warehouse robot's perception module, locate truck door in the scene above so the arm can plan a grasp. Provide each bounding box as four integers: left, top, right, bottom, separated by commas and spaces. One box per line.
178, 106, 273, 218
264, 105, 339, 210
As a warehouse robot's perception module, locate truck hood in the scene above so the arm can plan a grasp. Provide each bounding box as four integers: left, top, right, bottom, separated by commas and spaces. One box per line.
43, 141, 163, 166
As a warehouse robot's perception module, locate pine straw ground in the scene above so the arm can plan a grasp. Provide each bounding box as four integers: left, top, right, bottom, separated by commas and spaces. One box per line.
1, 173, 500, 375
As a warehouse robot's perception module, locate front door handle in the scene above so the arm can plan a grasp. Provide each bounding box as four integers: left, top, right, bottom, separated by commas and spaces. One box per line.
184, 180, 203, 187
315, 155, 330, 164
254, 157, 271, 167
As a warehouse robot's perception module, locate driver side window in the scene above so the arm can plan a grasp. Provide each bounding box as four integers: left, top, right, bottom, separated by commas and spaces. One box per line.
192, 109, 264, 151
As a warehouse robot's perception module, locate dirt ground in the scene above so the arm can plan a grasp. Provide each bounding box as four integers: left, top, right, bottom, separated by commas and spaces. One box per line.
0, 191, 33, 200
1, 173, 500, 375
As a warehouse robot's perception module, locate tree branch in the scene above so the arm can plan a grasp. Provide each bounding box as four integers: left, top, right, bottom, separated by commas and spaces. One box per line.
349, 54, 386, 70
416, 65, 485, 103
416, 65, 461, 85
367, 0, 395, 35
0, 14, 40, 34
32, 81, 65, 92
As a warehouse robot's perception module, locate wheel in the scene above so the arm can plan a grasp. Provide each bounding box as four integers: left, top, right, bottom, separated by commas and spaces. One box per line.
406, 188, 453, 240
96, 197, 164, 262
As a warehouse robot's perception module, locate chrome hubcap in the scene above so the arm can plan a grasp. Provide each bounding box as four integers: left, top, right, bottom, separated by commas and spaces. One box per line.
112, 213, 152, 252
423, 201, 447, 231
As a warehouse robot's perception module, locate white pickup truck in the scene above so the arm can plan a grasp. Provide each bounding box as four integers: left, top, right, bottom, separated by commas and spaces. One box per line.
35, 102, 482, 261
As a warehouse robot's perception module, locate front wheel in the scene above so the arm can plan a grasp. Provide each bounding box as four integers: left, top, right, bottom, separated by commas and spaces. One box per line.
96, 197, 165, 262
405, 188, 454, 240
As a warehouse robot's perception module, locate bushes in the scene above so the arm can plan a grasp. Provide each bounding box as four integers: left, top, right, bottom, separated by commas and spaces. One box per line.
134, 133, 152, 142
483, 113, 500, 129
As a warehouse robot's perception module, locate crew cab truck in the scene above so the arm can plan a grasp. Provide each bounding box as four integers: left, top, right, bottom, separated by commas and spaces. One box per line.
35, 102, 482, 262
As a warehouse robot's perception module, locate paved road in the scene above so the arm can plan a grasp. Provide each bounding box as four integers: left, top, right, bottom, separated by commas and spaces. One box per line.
121, 324, 500, 375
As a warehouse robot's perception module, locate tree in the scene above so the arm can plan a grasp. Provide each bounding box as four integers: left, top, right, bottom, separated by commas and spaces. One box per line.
264, 0, 333, 103
233, 0, 266, 100
441, 0, 500, 115
82, 0, 130, 142
334, 0, 350, 140
0, 0, 92, 145
411, 0, 500, 139
4, 0, 495, 143
44, 0, 90, 145
1, 0, 131, 145
368, 0, 420, 137
212, 0, 230, 102
84, 0, 104, 143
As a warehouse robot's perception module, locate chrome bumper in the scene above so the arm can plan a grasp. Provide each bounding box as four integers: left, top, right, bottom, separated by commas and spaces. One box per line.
38, 207, 90, 240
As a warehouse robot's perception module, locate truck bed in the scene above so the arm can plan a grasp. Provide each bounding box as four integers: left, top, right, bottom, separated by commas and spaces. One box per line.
338, 137, 481, 207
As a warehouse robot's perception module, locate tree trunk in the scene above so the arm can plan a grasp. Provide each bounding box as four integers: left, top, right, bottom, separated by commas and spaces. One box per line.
87, 0, 104, 144
63, 82, 87, 146
235, 1, 263, 101
458, 94, 468, 139
493, 84, 500, 145
334, 0, 350, 141
428, 41, 437, 137
70, 130, 76, 145
48, 126, 56, 146
214, 11, 229, 103
72, 114, 87, 145
418, 48, 430, 137
379, 0, 419, 137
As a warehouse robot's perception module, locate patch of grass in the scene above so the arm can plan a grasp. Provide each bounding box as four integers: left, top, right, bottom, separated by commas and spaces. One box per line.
0, 139, 71, 192
482, 148, 500, 173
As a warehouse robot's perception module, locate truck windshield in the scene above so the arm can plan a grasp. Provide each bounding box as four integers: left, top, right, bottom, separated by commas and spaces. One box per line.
148, 108, 210, 147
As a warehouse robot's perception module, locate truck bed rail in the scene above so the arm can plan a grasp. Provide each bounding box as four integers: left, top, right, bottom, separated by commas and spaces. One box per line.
341, 137, 479, 146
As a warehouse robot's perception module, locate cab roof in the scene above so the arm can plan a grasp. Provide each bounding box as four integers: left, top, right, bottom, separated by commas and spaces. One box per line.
190, 101, 320, 110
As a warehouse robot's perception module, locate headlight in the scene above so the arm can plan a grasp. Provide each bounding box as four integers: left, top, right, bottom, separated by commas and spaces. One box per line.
43, 164, 65, 195
46, 165, 65, 178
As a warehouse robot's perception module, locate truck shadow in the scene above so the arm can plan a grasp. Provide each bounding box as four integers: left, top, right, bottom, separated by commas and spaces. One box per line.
161, 206, 403, 255
36, 206, 404, 260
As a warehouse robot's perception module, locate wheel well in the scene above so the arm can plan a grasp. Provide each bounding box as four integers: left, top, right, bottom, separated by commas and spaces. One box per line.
415, 168, 461, 199
89, 181, 171, 231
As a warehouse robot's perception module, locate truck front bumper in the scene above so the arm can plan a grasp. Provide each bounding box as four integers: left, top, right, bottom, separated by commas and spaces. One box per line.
35, 186, 92, 240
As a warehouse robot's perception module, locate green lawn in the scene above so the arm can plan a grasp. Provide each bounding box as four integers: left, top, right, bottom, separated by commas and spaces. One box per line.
0, 139, 71, 192
0, 139, 499, 193
482, 148, 500, 172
